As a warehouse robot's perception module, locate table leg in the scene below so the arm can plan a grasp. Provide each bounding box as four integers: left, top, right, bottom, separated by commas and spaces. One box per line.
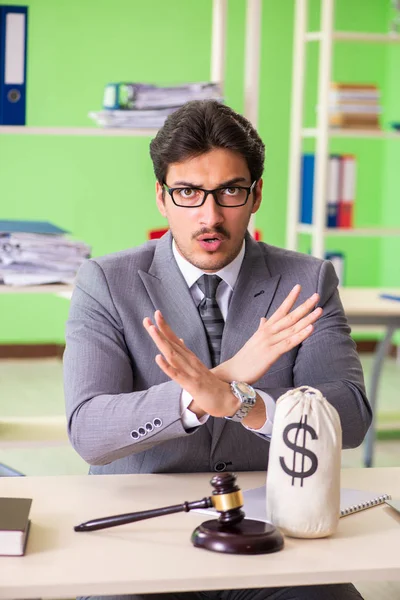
364, 325, 396, 468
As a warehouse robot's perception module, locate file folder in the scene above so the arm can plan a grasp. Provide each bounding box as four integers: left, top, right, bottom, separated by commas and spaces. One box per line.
0, 220, 68, 235
0, 5, 28, 125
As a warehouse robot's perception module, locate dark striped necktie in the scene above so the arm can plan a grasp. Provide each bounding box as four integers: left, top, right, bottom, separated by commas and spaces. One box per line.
197, 274, 224, 367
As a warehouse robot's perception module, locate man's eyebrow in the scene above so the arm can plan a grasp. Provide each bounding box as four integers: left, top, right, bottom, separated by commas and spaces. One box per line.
170, 177, 249, 188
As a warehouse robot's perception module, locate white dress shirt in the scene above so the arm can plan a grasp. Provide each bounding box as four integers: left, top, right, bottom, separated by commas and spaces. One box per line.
172, 241, 275, 436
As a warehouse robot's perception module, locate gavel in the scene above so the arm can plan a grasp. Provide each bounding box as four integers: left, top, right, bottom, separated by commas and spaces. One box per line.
74, 472, 284, 554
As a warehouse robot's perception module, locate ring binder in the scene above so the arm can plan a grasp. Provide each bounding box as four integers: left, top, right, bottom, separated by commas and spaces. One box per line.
335, 490, 390, 518
0, 5, 28, 125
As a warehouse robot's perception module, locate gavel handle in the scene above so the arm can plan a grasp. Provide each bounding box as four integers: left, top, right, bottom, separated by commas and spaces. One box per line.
74, 497, 213, 532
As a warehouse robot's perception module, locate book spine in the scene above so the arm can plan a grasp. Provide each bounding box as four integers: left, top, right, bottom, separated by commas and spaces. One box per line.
326, 154, 340, 227
338, 155, 356, 228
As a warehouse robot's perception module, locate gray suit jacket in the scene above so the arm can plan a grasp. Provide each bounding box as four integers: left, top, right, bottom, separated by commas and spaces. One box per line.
64, 232, 371, 475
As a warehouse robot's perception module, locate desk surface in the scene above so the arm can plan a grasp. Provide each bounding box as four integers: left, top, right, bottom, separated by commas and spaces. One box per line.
0, 284, 74, 295
0, 468, 399, 599
339, 288, 400, 318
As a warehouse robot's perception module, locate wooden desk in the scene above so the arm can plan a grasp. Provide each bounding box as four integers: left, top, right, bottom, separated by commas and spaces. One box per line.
339, 288, 400, 467
0, 469, 399, 599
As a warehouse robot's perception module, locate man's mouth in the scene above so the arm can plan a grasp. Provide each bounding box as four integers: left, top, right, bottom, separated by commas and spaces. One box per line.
197, 235, 225, 251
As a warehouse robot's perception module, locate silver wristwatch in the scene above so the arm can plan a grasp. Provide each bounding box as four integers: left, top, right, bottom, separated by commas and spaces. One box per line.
225, 381, 257, 423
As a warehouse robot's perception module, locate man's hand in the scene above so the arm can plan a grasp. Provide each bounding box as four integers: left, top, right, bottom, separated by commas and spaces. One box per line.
214, 284, 322, 384
143, 312, 240, 418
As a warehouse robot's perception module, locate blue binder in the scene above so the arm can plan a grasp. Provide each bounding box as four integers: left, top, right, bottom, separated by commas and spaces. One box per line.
0, 5, 28, 125
300, 154, 314, 224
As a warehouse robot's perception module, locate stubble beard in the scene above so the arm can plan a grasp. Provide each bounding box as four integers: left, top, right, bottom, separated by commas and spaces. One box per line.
173, 235, 245, 273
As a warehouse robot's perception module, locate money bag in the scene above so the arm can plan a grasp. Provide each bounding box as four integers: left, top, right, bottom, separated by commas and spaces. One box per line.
266, 386, 342, 538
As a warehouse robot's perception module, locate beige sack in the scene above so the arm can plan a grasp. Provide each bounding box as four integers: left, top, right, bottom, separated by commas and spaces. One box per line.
266, 386, 342, 538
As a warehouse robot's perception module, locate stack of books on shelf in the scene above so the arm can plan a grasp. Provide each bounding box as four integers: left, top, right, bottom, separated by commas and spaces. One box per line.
0, 220, 90, 286
89, 82, 223, 128
329, 82, 381, 130
300, 153, 357, 228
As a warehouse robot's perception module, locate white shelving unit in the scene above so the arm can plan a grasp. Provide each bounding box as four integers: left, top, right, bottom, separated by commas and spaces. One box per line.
286, 0, 400, 259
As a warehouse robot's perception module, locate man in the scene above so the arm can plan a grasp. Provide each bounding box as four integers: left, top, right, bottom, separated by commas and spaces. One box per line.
64, 100, 371, 600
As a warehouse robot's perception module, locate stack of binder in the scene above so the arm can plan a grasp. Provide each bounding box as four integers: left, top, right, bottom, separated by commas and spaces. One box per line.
329, 82, 381, 130
89, 82, 223, 128
300, 153, 357, 229
0, 220, 90, 286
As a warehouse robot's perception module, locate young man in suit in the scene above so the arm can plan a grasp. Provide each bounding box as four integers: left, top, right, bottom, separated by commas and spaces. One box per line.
64, 100, 370, 600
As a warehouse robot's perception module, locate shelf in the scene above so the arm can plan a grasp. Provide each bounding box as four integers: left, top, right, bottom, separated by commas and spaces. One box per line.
0, 284, 74, 294
297, 225, 400, 237
306, 31, 400, 44
0, 126, 159, 136
302, 128, 400, 139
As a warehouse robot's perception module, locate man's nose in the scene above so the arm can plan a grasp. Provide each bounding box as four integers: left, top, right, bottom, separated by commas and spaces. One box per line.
198, 193, 224, 226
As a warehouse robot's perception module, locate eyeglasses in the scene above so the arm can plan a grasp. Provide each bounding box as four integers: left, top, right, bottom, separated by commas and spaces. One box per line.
163, 180, 257, 208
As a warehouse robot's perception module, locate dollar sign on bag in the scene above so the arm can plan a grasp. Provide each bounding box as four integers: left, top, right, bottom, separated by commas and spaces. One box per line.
279, 415, 318, 486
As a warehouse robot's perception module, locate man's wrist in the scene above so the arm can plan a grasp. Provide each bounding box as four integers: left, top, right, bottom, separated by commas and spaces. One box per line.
241, 393, 267, 429
188, 399, 207, 419
188, 382, 240, 419
211, 360, 232, 383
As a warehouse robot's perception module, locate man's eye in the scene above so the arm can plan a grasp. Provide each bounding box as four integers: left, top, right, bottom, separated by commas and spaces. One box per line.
179, 188, 195, 197
222, 187, 240, 195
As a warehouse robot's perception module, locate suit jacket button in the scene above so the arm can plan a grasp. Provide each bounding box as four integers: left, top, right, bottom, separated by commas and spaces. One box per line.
214, 461, 227, 472
138, 427, 146, 436
153, 418, 162, 428
131, 430, 140, 440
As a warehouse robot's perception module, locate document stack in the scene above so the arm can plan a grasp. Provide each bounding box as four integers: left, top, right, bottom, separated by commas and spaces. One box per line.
329, 82, 381, 129
89, 82, 223, 128
0, 220, 90, 286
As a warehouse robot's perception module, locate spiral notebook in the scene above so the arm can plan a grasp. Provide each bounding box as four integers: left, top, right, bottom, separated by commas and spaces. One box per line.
195, 485, 391, 521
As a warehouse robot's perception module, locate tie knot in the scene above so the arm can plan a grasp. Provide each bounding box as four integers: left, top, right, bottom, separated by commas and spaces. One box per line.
197, 274, 222, 300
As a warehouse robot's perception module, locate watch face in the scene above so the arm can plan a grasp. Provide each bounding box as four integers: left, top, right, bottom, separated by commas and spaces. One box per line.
236, 382, 255, 398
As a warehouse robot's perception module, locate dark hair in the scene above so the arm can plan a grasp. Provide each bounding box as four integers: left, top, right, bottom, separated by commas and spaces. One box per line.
149, 100, 265, 184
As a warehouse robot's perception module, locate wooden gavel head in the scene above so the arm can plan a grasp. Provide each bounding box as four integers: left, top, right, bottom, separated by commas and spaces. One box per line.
191, 472, 284, 555
208, 472, 245, 526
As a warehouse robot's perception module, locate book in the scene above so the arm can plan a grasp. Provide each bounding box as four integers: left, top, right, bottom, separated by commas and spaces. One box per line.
194, 485, 391, 522
0, 497, 32, 556
300, 154, 342, 228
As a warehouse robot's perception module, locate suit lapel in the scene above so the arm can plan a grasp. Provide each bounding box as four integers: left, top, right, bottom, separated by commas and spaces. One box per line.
211, 234, 281, 456
138, 232, 211, 368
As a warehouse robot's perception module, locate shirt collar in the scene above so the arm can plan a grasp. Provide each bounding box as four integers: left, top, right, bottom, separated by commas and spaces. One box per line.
172, 239, 245, 291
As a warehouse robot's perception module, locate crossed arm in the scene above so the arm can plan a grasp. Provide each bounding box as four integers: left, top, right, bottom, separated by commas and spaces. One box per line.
143, 284, 322, 429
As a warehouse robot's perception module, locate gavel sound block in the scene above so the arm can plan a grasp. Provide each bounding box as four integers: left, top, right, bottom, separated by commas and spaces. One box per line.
74, 472, 284, 555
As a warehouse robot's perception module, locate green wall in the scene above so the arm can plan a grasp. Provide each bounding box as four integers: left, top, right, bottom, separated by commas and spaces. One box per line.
0, 0, 397, 344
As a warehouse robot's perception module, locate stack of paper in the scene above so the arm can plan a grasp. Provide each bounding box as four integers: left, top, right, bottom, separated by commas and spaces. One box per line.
329, 83, 381, 129
0, 220, 90, 286
89, 81, 223, 129
89, 107, 177, 129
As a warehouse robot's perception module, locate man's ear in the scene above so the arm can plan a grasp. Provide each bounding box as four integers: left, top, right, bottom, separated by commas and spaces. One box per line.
251, 178, 263, 214
156, 181, 167, 217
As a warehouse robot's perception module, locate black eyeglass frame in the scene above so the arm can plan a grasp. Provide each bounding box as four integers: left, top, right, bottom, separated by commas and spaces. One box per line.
162, 180, 257, 208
